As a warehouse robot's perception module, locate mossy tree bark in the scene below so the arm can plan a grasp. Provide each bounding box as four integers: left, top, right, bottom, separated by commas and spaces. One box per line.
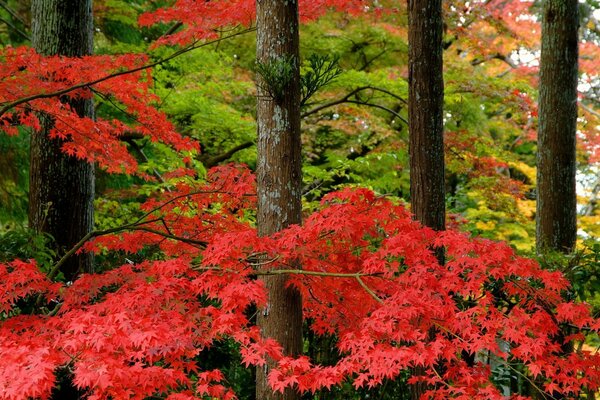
255, 1, 303, 399
29, 0, 95, 282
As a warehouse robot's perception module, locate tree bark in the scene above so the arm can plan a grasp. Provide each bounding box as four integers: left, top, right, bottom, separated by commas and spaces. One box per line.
255, 1, 303, 399
536, 0, 579, 254
408, 0, 445, 234
29, 0, 95, 282
408, 0, 445, 398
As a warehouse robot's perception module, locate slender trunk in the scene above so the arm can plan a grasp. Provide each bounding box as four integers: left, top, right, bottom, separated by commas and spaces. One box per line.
408, 0, 445, 235
29, 0, 95, 283
255, 1, 303, 399
534, 2, 579, 398
408, 0, 445, 398
536, 0, 578, 254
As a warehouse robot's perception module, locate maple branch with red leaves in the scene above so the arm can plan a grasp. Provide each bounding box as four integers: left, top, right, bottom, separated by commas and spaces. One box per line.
0, 27, 256, 119
47, 217, 187, 280
46, 185, 237, 280
193, 263, 386, 304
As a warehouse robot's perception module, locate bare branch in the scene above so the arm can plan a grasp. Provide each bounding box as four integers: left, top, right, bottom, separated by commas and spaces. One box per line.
471, 52, 517, 69
301, 86, 407, 123
198, 141, 254, 168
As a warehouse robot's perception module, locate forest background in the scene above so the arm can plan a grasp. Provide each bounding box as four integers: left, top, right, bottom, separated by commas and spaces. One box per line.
1, 0, 600, 399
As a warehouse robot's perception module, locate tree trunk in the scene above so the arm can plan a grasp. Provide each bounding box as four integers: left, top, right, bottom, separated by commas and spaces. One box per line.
408, 0, 445, 235
29, 0, 95, 283
408, 0, 445, 398
535, 2, 579, 398
255, 1, 303, 400
536, 0, 579, 254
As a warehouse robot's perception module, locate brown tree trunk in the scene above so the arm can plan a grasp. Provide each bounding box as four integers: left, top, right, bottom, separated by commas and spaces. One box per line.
536, 0, 579, 254
255, 1, 303, 399
534, 2, 579, 398
408, 0, 445, 235
29, 0, 95, 282
408, 0, 445, 398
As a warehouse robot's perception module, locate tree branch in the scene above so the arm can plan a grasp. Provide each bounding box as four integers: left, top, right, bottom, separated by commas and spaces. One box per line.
124, 138, 169, 187
0, 16, 29, 41
580, 101, 600, 119
198, 141, 254, 168
0, 0, 28, 28
470, 52, 517, 69
301, 86, 407, 122
46, 187, 238, 279
0, 27, 256, 118
192, 264, 386, 303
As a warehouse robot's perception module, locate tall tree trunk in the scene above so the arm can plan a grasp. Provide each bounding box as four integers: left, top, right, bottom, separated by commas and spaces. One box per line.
408, 0, 445, 235
536, 0, 579, 254
408, 0, 445, 398
255, 1, 303, 399
535, 2, 579, 398
29, 0, 95, 282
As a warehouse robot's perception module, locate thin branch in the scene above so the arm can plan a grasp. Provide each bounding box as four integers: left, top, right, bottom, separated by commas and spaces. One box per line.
47, 188, 230, 279
471, 52, 517, 69
198, 141, 254, 168
0, 0, 28, 27
431, 321, 556, 400
0, 27, 256, 118
345, 100, 409, 125
129, 226, 207, 248
301, 86, 407, 124
192, 263, 386, 303
505, 363, 555, 400
162, 22, 183, 38
301, 87, 365, 117
191, 264, 384, 279
256, 269, 383, 279
356, 276, 384, 304
130, 187, 228, 226
0, 16, 29, 41
580, 101, 600, 119
124, 138, 169, 187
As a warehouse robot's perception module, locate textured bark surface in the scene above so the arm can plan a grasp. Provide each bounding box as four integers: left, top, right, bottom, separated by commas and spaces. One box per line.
255, 1, 303, 399
30, 0, 95, 281
536, 0, 579, 254
408, 0, 445, 234
408, 1, 445, 398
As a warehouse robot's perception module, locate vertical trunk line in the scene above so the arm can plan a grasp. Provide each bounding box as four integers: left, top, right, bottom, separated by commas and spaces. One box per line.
536, 0, 578, 254
408, 0, 445, 398
255, 1, 303, 399
29, 0, 95, 282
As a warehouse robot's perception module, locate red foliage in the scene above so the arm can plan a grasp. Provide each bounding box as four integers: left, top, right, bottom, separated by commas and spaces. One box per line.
139, 0, 368, 46
2, 182, 600, 399
1, 2, 600, 399
0, 46, 198, 174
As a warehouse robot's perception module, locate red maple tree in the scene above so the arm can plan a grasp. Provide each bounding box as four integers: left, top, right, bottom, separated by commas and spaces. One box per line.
1, 1, 599, 399
2, 182, 600, 399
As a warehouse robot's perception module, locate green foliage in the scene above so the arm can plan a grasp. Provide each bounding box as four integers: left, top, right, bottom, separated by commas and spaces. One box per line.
544, 241, 600, 311
0, 129, 29, 228
255, 55, 297, 101
95, 198, 143, 230
0, 0, 29, 46
301, 54, 342, 106
0, 228, 56, 273
154, 48, 257, 167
